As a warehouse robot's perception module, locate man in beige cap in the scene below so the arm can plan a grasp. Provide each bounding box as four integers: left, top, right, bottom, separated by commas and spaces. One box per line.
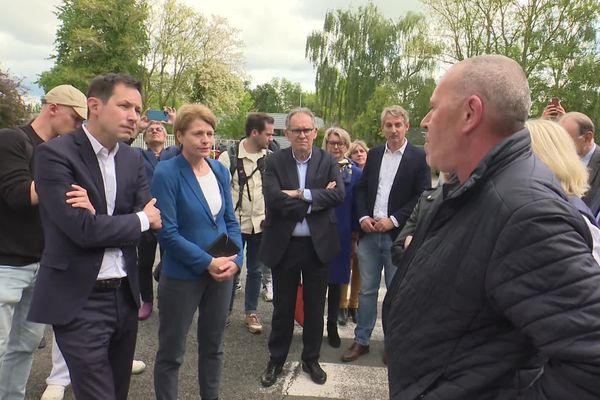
0, 84, 87, 400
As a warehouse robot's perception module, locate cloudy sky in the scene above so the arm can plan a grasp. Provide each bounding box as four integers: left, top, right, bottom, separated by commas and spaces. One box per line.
0, 0, 422, 100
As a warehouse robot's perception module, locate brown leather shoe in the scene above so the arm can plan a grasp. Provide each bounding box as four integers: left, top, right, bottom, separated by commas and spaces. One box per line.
341, 342, 369, 362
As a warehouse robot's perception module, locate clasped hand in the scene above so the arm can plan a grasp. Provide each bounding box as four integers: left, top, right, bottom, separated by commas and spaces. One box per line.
208, 255, 239, 281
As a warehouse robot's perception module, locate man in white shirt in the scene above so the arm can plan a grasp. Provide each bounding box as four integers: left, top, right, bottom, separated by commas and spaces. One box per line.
342, 106, 430, 363
28, 73, 161, 400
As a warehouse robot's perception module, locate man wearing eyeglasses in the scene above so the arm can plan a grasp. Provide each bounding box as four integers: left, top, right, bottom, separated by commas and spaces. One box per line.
134, 121, 179, 320
259, 108, 344, 388
558, 112, 600, 213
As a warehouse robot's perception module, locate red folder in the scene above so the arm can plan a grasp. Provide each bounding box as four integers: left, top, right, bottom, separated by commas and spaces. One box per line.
294, 283, 304, 327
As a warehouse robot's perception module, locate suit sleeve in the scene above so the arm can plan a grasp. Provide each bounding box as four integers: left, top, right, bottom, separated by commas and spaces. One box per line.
0, 130, 33, 209
152, 164, 213, 275
354, 152, 373, 221
309, 155, 345, 212
262, 154, 309, 221
486, 199, 600, 399
390, 156, 431, 229
34, 143, 143, 248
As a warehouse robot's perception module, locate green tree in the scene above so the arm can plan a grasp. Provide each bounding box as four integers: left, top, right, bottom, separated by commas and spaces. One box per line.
0, 68, 30, 128
38, 0, 149, 93
306, 5, 441, 128
250, 78, 307, 113
423, 0, 600, 122
217, 90, 255, 139
143, 0, 245, 114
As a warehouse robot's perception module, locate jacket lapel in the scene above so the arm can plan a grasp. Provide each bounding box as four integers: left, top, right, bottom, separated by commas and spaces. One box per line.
306, 147, 321, 188
391, 142, 413, 190
114, 146, 129, 211
588, 147, 600, 186
74, 129, 108, 214
285, 149, 301, 189
177, 156, 214, 222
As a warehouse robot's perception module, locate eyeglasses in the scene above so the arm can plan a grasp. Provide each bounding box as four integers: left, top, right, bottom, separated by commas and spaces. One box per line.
288, 128, 314, 136
327, 141, 346, 148
147, 126, 164, 133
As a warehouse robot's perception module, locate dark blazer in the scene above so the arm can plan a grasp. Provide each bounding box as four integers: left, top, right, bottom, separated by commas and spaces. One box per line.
151, 154, 243, 280
259, 147, 345, 267
355, 142, 431, 239
583, 146, 600, 214
135, 146, 180, 184
28, 128, 151, 325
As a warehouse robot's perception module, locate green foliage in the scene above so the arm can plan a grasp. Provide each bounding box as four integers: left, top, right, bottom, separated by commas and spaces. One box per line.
38, 0, 149, 92
423, 0, 600, 125
306, 4, 441, 129
250, 78, 307, 113
0, 68, 31, 128
216, 90, 255, 139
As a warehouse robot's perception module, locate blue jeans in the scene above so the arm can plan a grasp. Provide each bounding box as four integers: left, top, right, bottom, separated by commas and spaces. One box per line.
243, 233, 264, 314
0, 263, 45, 400
354, 233, 397, 346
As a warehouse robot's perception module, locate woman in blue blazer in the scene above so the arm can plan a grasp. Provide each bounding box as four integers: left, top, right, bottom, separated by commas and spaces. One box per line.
152, 104, 243, 400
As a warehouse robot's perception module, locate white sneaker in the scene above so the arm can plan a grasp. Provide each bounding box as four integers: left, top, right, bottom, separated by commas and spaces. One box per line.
263, 281, 273, 302
40, 384, 66, 400
131, 359, 146, 375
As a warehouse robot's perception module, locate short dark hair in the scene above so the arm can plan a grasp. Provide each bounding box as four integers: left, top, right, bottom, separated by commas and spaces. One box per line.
87, 73, 142, 102
245, 113, 274, 136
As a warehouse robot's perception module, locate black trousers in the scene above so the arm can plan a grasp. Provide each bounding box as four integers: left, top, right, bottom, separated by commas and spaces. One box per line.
54, 281, 138, 400
268, 237, 328, 364
138, 231, 158, 303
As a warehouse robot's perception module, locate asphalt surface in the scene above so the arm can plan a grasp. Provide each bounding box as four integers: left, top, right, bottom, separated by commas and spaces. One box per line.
26, 274, 390, 400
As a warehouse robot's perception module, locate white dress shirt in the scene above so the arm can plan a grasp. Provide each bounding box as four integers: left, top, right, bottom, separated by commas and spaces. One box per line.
371, 139, 408, 227
82, 125, 149, 280
197, 168, 222, 219
291, 150, 313, 237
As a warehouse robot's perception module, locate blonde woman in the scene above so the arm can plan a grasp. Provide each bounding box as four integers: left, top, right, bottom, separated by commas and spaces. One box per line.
526, 118, 600, 263
339, 140, 369, 324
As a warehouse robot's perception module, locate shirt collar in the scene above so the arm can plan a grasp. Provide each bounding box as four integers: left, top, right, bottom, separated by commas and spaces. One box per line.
238, 138, 268, 159
83, 124, 119, 157
292, 149, 312, 165
385, 138, 408, 155
582, 143, 596, 166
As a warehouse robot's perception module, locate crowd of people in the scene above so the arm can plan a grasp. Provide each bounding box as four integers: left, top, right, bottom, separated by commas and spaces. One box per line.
1, 53, 600, 400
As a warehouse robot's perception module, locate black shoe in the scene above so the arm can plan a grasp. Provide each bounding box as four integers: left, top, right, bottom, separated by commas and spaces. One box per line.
260, 360, 283, 387
348, 308, 357, 323
302, 360, 327, 384
338, 308, 348, 326
327, 323, 341, 348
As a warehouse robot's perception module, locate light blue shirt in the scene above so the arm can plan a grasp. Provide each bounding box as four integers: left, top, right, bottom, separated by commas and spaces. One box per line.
291, 150, 313, 237
582, 143, 596, 167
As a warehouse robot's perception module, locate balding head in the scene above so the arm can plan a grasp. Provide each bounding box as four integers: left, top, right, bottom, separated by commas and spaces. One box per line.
453, 55, 531, 134
559, 111, 595, 156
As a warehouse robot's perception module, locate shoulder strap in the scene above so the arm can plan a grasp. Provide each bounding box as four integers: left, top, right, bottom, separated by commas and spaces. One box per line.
228, 144, 237, 177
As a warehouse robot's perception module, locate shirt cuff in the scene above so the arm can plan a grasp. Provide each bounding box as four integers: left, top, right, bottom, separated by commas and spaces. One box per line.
390, 216, 399, 228
359, 216, 370, 223
137, 211, 150, 232
302, 189, 313, 203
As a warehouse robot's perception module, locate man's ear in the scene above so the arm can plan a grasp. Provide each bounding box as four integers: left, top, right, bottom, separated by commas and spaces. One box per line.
462, 95, 484, 135
87, 97, 101, 117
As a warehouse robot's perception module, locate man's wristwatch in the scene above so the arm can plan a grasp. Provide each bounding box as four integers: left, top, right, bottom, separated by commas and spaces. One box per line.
296, 188, 305, 201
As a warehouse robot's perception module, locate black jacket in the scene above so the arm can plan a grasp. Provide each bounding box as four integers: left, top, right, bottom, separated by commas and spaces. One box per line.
259, 147, 344, 267
383, 129, 600, 399
355, 142, 430, 238
0, 125, 44, 265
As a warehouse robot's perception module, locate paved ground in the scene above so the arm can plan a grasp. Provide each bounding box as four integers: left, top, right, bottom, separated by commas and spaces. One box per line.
26, 276, 389, 399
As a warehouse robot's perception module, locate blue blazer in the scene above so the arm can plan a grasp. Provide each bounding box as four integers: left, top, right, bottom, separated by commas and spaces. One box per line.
152, 154, 243, 280
134, 146, 180, 184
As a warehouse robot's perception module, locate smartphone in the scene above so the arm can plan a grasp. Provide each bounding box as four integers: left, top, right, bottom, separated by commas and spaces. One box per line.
147, 109, 169, 122
549, 97, 560, 107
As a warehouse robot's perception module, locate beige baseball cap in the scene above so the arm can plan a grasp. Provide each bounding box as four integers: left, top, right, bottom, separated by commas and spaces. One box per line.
43, 85, 88, 120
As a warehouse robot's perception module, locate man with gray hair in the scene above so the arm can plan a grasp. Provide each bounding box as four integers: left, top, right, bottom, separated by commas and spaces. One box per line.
259, 108, 344, 387
383, 54, 600, 399
558, 112, 600, 212
342, 105, 430, 363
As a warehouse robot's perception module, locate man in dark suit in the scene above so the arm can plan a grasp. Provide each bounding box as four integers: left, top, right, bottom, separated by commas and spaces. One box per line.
559, 112, 600, 213
259, 108, 344, 387
28, 73, 162, 400
342, 105, 430, 362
